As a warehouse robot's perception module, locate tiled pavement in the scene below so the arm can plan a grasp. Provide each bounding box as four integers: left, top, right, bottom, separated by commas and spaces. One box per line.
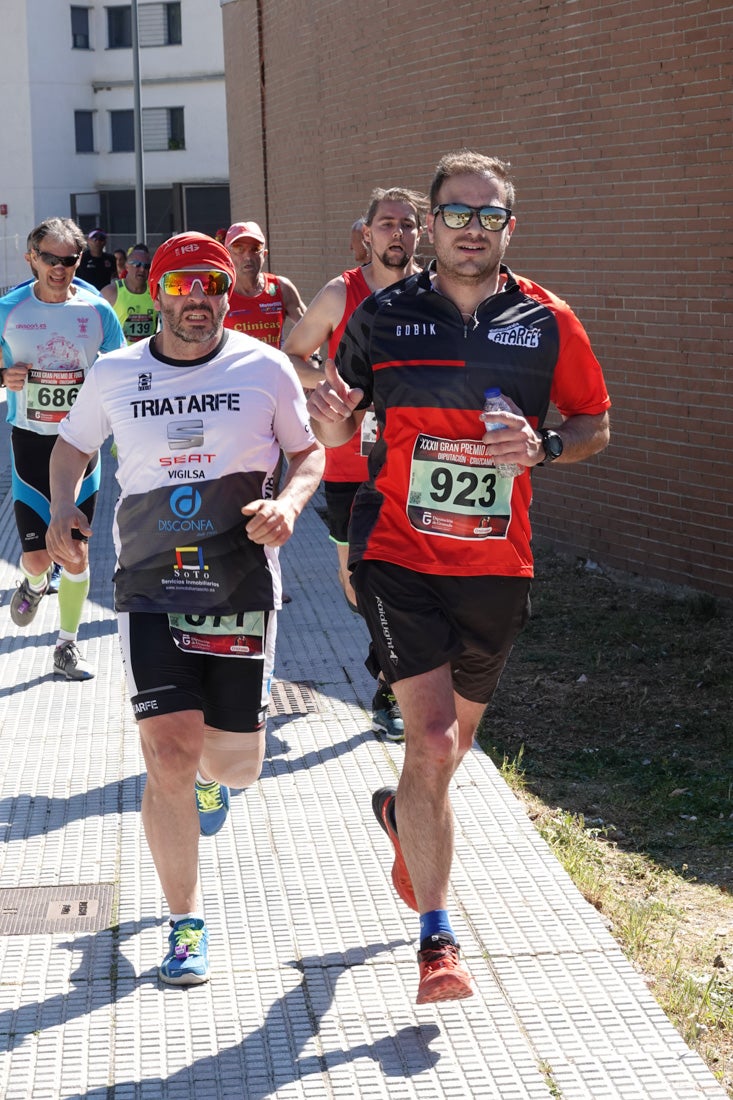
0, 405, 726, 1099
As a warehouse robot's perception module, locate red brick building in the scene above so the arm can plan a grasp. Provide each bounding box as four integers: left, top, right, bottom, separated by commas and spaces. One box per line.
221, 0, 732, 600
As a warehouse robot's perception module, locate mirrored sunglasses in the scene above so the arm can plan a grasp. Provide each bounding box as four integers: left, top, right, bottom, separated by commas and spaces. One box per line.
159, 270, 233, 296
128, 260, 151, 270
432, 204, 512, 232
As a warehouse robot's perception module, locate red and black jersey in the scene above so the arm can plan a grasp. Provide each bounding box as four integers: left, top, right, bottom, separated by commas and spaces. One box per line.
336, 264, 610, 578
324, 266, 372, 483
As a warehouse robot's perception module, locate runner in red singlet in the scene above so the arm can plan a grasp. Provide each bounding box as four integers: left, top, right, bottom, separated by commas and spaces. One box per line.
283, 188, 427, 741
223, 221, 306, 347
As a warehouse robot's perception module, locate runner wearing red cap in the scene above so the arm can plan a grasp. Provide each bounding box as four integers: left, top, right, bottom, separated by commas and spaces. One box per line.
223, 221, 306, 347
48, 231, 324, 986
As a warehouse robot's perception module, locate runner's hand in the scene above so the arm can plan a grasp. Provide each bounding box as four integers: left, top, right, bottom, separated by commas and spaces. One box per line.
306, 358, 363, 423
3, 361, 30, 392
46, 507, 93, 564
242, 500, 295, 547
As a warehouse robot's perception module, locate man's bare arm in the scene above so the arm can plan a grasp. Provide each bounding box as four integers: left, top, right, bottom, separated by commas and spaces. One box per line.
47, 437, 96, 564
100, 283, 117, 307
279, 277, 307, 325
547, 410, 610, 464
282, 277, 347, 390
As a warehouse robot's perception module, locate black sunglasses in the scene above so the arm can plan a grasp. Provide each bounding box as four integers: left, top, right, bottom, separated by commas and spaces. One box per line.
128, 261, 151, 269
35, 250, 80, 268
432, 204, 512, 232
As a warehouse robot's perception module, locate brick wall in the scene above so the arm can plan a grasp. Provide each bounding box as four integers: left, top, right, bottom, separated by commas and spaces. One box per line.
222, 0, 733, 600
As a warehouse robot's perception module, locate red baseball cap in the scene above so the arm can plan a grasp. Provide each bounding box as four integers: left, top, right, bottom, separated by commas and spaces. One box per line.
148, 232, 236, 300
225, 221, 266, 248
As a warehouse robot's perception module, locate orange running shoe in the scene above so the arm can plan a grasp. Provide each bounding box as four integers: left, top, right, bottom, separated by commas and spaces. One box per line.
371, 787, 418, 911
416, 936, 474, 1004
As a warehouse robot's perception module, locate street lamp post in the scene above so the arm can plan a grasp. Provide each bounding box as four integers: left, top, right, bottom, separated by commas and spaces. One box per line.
131, 0, 146, 242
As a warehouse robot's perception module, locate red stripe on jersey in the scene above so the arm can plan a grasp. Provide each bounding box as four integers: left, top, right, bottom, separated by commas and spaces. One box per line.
372, 359, 465, 371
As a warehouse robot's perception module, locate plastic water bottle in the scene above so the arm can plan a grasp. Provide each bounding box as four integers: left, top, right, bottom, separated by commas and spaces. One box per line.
480, 388, 521, 478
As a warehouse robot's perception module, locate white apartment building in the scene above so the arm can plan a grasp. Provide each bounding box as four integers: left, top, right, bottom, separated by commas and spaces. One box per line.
0, 0, 230, 288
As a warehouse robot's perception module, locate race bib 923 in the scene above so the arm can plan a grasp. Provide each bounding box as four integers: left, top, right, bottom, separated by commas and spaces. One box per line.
406, 433, 513, 540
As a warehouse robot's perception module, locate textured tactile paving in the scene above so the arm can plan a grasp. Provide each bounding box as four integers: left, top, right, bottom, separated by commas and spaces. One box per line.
0, 401, 726, 1098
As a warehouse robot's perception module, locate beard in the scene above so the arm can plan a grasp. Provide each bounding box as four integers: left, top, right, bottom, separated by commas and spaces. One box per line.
376, 246, 410, 270
432, 238, 502, 284
159, 296, 228, 344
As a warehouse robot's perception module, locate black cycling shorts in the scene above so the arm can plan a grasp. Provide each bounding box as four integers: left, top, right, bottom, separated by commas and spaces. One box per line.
11, 427, 99, 551
323, 480, 361, 544
352, 560, 531, 703
118, 610, 276, 732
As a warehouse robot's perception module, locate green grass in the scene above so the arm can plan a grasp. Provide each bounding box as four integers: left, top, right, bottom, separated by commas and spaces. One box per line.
478, 547, 733, 1091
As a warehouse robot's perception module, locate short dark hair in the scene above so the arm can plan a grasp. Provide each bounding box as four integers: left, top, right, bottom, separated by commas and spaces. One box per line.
364, 187, 428, 230
28, 217, 86, 255
429, 151, 515, 210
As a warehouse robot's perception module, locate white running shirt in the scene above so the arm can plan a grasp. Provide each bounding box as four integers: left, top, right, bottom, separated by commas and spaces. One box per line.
58, 329, 317, 614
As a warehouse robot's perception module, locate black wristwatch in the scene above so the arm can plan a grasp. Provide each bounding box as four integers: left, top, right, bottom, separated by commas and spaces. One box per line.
537, 428, 563, 464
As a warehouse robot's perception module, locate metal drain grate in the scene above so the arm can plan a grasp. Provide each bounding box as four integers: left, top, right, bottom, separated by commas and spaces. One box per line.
268, 679, 320, 716
0, 884, 115, 935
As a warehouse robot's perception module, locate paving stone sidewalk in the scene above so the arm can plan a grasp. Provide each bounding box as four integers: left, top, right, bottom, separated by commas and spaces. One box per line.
0, 413, 726, 1099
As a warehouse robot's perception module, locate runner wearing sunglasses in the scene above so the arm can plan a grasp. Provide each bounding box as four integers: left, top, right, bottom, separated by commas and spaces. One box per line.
101, 243, 157, 344
307, 151, 611, 1004
223, 221, 306, 347
0, 216, 125, 680
47, 231, 324, 987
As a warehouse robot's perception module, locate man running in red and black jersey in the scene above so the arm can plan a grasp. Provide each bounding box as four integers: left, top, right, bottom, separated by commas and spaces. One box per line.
223, 221, 306, 347
307, 151, 611, 1005
283, 187, 427, 742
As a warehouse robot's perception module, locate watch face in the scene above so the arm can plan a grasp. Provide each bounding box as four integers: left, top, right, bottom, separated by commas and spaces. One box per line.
543, 430, 563, 459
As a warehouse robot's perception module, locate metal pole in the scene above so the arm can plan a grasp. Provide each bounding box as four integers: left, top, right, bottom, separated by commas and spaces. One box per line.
131, 0, 146, 241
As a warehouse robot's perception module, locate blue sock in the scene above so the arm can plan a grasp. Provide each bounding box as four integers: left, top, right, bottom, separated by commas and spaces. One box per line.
419, 909, 455, 947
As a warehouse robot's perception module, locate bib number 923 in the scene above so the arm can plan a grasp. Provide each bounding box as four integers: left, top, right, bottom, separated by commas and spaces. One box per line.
429, 467, 497, 509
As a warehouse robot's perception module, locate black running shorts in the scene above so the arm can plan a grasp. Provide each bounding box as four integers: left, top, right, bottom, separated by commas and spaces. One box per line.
352, 560, 531, 703
118, 610, 276, 732
323, 480, 361, 544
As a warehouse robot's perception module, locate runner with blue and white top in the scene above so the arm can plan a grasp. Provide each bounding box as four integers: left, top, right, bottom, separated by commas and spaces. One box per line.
0, 217, 125, 680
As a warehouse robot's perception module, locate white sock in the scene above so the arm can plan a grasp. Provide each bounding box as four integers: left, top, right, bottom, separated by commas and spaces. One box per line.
169, 911, 203, 926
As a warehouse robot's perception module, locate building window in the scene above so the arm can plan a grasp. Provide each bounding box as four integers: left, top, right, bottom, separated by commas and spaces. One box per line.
110, 110, 134, 152
107, 5, 132, 48
75, 110, 95, 153
109, 108, 185, 152
71, 6, 91, 49
139, 2, 182, 46
106, 3, 181, 48
143, 107, 185, 151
